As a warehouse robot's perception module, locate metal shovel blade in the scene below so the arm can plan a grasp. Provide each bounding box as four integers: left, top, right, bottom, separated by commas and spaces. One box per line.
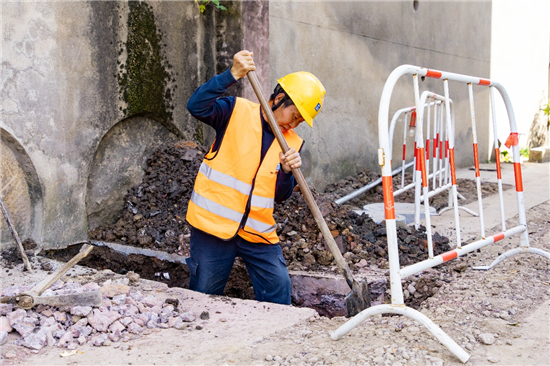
345, 279, 371, 317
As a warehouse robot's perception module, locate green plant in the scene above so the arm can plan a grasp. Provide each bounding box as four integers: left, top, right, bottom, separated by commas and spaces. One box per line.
520, 147, 529, 158
500, 149, 511, 163
195, 0, 226, 13
500, 147, 529, 163
542, 100, 550, 116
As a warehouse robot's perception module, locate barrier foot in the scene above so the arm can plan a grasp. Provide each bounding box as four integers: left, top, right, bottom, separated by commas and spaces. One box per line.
439, 206, 478, 217
330, 304, 470, 363
473, 247, 550, 271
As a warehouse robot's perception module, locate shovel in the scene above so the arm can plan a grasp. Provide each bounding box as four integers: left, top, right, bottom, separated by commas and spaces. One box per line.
1, 244, 102, 309
247, 70, 370, 317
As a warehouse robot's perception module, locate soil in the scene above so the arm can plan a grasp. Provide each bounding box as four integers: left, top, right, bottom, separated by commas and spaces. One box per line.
0, 138, 547, 365
81, 141, 507, 310
2, 201, 548, 366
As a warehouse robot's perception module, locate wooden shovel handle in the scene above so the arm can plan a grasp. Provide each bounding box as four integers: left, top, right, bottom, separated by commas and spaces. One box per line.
247, 71, 356, 289
0, 195, 32, 272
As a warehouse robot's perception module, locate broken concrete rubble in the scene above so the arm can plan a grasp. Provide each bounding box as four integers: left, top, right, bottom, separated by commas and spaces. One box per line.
0, 276, 199, 351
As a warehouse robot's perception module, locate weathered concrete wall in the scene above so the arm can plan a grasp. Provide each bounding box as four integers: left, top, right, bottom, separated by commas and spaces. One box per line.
1, 1, 269, 249
270, 1, 493, 190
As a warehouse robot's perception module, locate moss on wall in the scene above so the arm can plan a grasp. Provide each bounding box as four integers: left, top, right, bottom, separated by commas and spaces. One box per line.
117, 1, 175, 122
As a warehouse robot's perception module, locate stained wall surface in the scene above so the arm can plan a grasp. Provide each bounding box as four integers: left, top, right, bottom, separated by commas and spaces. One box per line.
270, 1, 494, 189
1, 1, 269, 249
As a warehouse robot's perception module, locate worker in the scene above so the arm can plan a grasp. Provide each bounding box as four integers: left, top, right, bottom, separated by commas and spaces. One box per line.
186, 50, 326, 305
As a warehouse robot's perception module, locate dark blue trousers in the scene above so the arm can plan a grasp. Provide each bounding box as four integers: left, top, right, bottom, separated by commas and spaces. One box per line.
186, 227, 291, 305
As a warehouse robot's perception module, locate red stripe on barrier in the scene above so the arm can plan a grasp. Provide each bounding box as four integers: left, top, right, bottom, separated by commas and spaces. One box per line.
410, 111, 417, 127
441, 250, 458, 262
473, 143, 480, 178
382, 176, 396, 220
402, 144, 406, 160
445, 141, 449, 158
478, 79, 490, 86
418, 148, 428, 187
433, 136, 438, 158
426, 70, 442, 79
416, 148, 422, 171
449, 148, 457, 185
426, 139, 430, 160
492, 233, 505, 242
495, 148, 502, 179
514, 162, 523, 192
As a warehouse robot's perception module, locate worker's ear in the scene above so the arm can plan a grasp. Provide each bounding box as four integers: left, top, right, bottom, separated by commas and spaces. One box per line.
274, 93, 286, 105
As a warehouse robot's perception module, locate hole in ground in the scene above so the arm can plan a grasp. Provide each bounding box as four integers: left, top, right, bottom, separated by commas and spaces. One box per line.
36, 242, 454, 318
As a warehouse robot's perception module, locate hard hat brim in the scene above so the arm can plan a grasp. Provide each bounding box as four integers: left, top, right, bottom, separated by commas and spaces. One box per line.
295, 104, 313, 127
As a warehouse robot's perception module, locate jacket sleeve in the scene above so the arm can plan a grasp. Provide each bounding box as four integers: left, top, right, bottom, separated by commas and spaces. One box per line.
274, 141, 304, 203
274, 169, 297, 203
186, 68, 238, 132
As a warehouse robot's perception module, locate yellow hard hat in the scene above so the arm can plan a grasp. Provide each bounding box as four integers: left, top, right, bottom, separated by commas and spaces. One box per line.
277, 72, 326, 127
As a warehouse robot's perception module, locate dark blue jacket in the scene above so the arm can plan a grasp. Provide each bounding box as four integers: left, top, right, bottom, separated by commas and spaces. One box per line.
187, 69, 298, 203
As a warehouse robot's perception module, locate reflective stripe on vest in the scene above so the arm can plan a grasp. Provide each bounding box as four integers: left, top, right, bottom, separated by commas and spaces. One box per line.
186, 97, 303, 243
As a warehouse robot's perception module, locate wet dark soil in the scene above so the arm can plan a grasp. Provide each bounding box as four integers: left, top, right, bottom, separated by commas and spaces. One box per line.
5, 140, 509, 314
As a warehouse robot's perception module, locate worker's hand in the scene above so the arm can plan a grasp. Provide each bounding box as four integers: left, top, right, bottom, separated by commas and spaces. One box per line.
230, 50, 255, 81
279, 148, 301, 173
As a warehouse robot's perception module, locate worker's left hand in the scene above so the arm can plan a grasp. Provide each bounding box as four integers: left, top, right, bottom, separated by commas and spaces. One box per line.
279, 148, 301, 173
230, 50, 255, 81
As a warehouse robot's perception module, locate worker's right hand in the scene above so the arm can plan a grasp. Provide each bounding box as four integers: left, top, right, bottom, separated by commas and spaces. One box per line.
230, 50, 255, 81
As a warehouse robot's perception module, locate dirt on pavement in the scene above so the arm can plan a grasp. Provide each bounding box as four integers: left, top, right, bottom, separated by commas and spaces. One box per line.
82, 140, 509, 309
1, 200, 548, 366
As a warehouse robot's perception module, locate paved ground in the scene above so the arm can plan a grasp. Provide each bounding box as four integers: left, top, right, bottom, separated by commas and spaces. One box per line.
1, 162, 548, 365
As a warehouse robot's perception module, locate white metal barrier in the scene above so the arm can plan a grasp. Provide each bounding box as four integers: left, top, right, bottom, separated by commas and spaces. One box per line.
337, 95, 477, 223
331, 65, 550, 363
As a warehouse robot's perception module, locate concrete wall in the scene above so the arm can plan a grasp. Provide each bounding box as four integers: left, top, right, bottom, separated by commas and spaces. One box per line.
3, 0, 546, 250
1, 1, 269, 249
491, 0, 550, 151
270, 1, 493, 190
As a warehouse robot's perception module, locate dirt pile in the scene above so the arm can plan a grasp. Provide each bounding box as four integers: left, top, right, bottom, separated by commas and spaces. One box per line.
89, 141, 206, 255
88, 140, 453, 273
323, 167, 510, 212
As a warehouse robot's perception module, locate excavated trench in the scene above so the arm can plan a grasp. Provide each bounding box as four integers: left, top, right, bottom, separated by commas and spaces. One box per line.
4, 141, 510, 317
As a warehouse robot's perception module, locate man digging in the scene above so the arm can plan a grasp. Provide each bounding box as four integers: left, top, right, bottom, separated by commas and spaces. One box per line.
185, 50, 326, 304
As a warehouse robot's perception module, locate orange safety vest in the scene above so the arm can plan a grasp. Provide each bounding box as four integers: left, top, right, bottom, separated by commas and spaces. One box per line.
186, 97, 304, 244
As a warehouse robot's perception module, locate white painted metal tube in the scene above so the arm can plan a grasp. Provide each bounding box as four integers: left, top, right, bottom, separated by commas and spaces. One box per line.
394, 167, 447, 198
331, 304, 470, 363
334, 162, 414, 205
402, 113, 409, 188
420, 182, 452, 201
473, 246, 550, 271
413, 75, 422, 229
414, 91, 440, 257
399, 225, 526, 279
425, 101, 431, 179
443, 80, 462, 248
438, 105, 444, 187
432, 102, 440, 190
468, 83, 485, 238
489, 87, 506, 231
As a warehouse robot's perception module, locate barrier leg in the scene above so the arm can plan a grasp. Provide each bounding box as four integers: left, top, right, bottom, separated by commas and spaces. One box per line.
440, 205, 479, 217
444, 80, 462, 247
490, 87, 507, 231
468, 83, 486, 238
331, 305, 470, 363
473, 247, 550, 271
